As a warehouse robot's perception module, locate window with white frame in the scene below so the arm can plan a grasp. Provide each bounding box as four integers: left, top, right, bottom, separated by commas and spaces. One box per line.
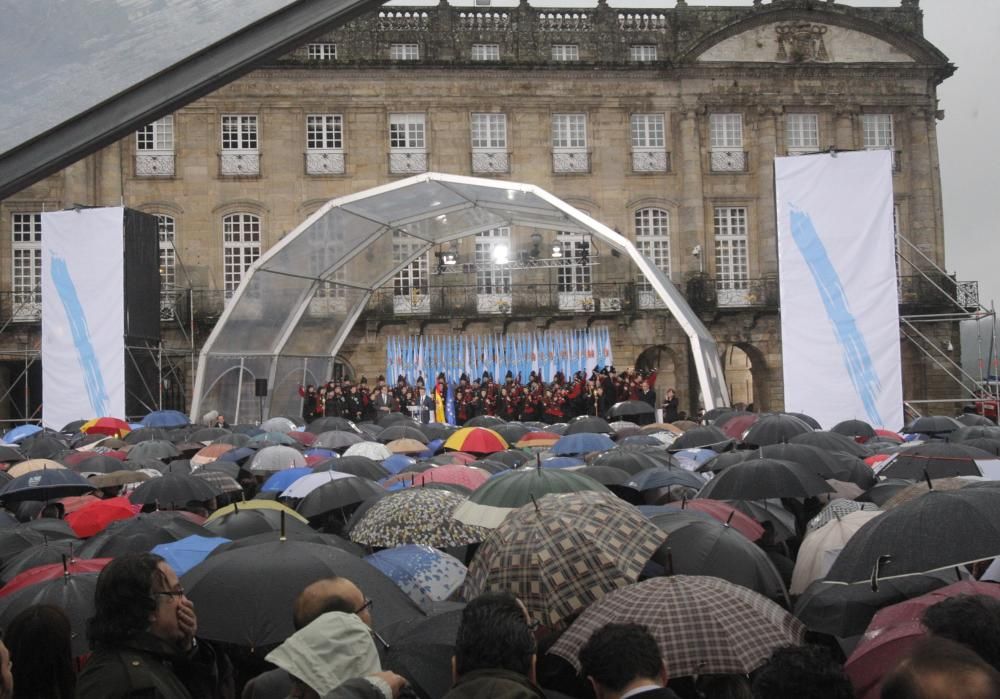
305, 114, 345, 175
220, 114, 259, 175
786, 113, 819, 154
629, 45, 657, 62
475, 228, 512, 297
390, 43, 420, 60
222, 213, 261, 297
471, 113, 508, 174
135, 116, 175, 176
551, 44, 579, 61
392, 231, 429, 311
471, 44, 500, 61
156, 215, 176, 317
713, 207, 749, 303
389, 113, 427, 174
11, 213, 42, 318
862, 114, 894, 149
307, 43, 337, 60
709, 113, 746, 172
635, 208, 671, 308
630, 113, 668, 172
552, 113, 588, 173
556, 232, 593, 308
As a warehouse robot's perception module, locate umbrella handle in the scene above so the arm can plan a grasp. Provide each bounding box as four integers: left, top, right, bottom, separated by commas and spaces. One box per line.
870, 554, 892, 592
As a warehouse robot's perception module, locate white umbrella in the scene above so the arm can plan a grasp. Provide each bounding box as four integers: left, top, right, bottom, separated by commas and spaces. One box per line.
280, 470, 355, 499
343, 441, 392, 461
790, 510, 882, 595
248, 445, 307, 473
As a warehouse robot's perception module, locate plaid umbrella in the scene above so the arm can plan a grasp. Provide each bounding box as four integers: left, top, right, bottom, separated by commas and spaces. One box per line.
549, 575, 805, 676
192, 470, 243, 494
452, 467, 610, 529
463, 490, 664, 628
350, 488, 488, 548
443, 427, 508, 454
807, 498, 880, 530
365, 544, 467, 605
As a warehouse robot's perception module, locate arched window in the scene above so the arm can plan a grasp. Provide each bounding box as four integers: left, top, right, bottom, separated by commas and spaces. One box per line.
222, 213, 261, 298
635, 207, 670, 309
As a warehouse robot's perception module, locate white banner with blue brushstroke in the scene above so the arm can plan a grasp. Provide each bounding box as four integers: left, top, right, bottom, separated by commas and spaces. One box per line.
41, 208, 126, 428
776, 151, 903, 430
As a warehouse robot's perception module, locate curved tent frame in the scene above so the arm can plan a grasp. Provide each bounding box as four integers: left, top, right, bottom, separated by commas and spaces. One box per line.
191, 173, 729, 422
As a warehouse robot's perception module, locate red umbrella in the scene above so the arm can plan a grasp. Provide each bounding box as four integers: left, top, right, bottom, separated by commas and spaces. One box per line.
81, 417, 131, 437
444, 452, 478, 465
865, 454, 892, 468
718, 414, 759, 441
678, 500, 764, 542
874, 428, 904, 443
0, 557, 112, 598
287, 430, 317, 446
412, 465, 490, 491
443, 427, 508, 454
64, 496, 141, 537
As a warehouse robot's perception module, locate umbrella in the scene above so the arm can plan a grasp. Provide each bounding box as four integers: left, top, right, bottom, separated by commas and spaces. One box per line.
785, 412, 822, 430
387, 438, 429, 455
658, 500, 764, 542
791, 510, 883, 595
650, 518, 789, 603
606, 401, 656, 419
418, 423, 457, 442
876, 443, 999, 480
670, 426, 734, 452
377, 412, 416, 427
151, 534, 231, 576
286, 430, 316, 447
484, 450, 529, 469
182, 539, 425, 648
320, 455, 388, 480
573, 464, 632, 487
141, 410, 189, 428
463, 490, 664, 628
0, 446, 23, 463
0, 539, 80, 584
305, 416, 361, 435
6, 458, 66, 478
66, 454, 124, 475
279, 470, 356, 499
64, 496, 141, 537
699, 451, 753, 474
464, 415, 506, 428
124, 427, 171, 444
19, 432, 70, 460
2, 425, 42, 444
551, 432, 615, 456
452, 467, 610, 529
741, 414, 814, 447
189, 427, 232, 443
957, 437, 1000, 456
564, 416, 613, 435
0, 468, 95, 502
550, 575, 805, 677
296, 477, 386, 519
212, 433, 251, 448
127, 439, 182, 462
365, 545, 467, 605
80, 417, 131, 438
351, 489, 488, 548
724, 499, 797, 542
207, 499, 308, 524
127, 473, 219, 507
313, 430, 364, 450
903, 415, 962, 437
260, 467, 313, 493
609, 421, 642, 437
87, 469, 152, 489
789, 430, 870, 457
344, 441, 393, 461
627, 467, 706, 492
0, 556, 110, 598
493, 424, 529, 444
0, 571, 99, 656
382, 454, 416, 475
247, 445, 306, 473
718, 413, 760, 441
408, 465, 490, 491
825, 488, 1000, 584
590, 449, 676, 475
247, 431, 298, 447
955, 413, 997, 427
879, 477, 970, 511
807, 498, 881, 531
443, 427, 507, 454
77, 512, 211, 558
192, 470, 242, 495
383, 608, 463, 699
832, 419, 877, 441
204, 507, 320, 540
696, 458, 834, 500
514, 431, 561, 449
378, 426, 428, 445
260, 417, 298, 434
856, 478, 914, 507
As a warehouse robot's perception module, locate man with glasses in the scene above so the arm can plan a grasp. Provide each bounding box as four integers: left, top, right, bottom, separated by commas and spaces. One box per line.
78, 552, 234, 698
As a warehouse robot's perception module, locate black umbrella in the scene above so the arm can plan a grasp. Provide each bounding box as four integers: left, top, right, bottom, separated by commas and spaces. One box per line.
793, 569, 962, 638
203, 508, 317, 540
19, 433, 70, 460
126, 440, 180, 462
574, 465, 632, 487
0, 446, 24, 463
723, 499, 797, 542
591, 448, 678, 475
702, 407, 736, 425
0, 469, 95, 502
903, 415, 962, 437
70, 454, 126, 474
627, 467, 706, 492
128, 473, 220, 507
788, 431, 870, 458
77, 512, 210, 558
356, 423, 384, 439
650, 518, 789, 605
124, 427, 171, 444
466, 459, 509, 475
0, 571, 99, 656
377, 413, 417, 427
698, 451, 753, 474
306, 417, 361, 435
211, 530, 364, 557
295, 477, 386, 519
955, 413, 997, 427
751, 444, 849, 481
877, 443, 997, 480
831, 419, 877, 441
825, 488, 1000, 584
322, 455, 389, 480
0, 521, 78, 567
485, 450, 529, 469
606, 401, 656, 419
418, 423, 457, 442
313, 431, 364, 450
947, 425, 1000, 443
670, 426, 733, 452
378, 426, 427, 444
189, 427, 232, 443
697, 459, 833, 500
493, 424, 529, 444
784, 412, 822, 430
564, 416, 613, 435
958, 437, 1000, 456
384, 607, 464, 699
465, 415, 506, 428
182, 539, 425, 649
0, 539, 78, 585
855, 478, 915, 507
200, 460, 241, 479
740, 414, 814, 447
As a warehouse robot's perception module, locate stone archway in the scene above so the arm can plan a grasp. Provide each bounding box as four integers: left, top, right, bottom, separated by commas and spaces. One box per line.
723, 342, 771, 412
635, 345, 682, 409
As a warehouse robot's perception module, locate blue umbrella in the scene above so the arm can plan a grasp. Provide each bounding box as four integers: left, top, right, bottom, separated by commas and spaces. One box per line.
141, 410, 189, 428
261, 467, 313, 493
2, 425, 41, 444
382, 454, 416, 475
365, 544, 467, 605
540, 456, 586, 469
551, 433, 616, 456
673, 448, 718, 468
304, 448, 337, 459
418, 439, 444, 459
218, 447, 256, 463
152, 535, 231, 576
627, 467, 707, 491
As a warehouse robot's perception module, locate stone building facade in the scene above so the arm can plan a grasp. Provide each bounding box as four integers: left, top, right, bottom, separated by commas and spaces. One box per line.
0, 0, 966, 423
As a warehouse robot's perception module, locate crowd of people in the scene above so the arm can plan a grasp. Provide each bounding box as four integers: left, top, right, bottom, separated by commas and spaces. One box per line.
299, 368, 682, 426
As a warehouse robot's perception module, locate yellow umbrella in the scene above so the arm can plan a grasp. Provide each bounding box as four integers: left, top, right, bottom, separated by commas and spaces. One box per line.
206, 499, 308, 524
443, 426, 508, 454
7, 459, 66, 478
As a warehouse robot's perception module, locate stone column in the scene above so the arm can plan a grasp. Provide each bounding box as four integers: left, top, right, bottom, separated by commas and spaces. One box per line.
677, 107, 706, 279
834, 107, 857, 152
753, 105, 781, 277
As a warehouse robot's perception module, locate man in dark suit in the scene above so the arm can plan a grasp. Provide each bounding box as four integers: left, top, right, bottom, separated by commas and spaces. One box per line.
578, 623, 680, 699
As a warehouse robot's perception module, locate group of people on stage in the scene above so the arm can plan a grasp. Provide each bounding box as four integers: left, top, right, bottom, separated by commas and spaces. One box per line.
299, 367, 681, 426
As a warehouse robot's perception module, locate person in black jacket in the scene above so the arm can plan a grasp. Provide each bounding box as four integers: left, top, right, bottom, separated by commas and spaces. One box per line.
77, 552, 234, 699
578, 623, 680, 699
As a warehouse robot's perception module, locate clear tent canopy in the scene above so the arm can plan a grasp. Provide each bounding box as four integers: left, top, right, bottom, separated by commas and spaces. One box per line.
191, 173, 729, 423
